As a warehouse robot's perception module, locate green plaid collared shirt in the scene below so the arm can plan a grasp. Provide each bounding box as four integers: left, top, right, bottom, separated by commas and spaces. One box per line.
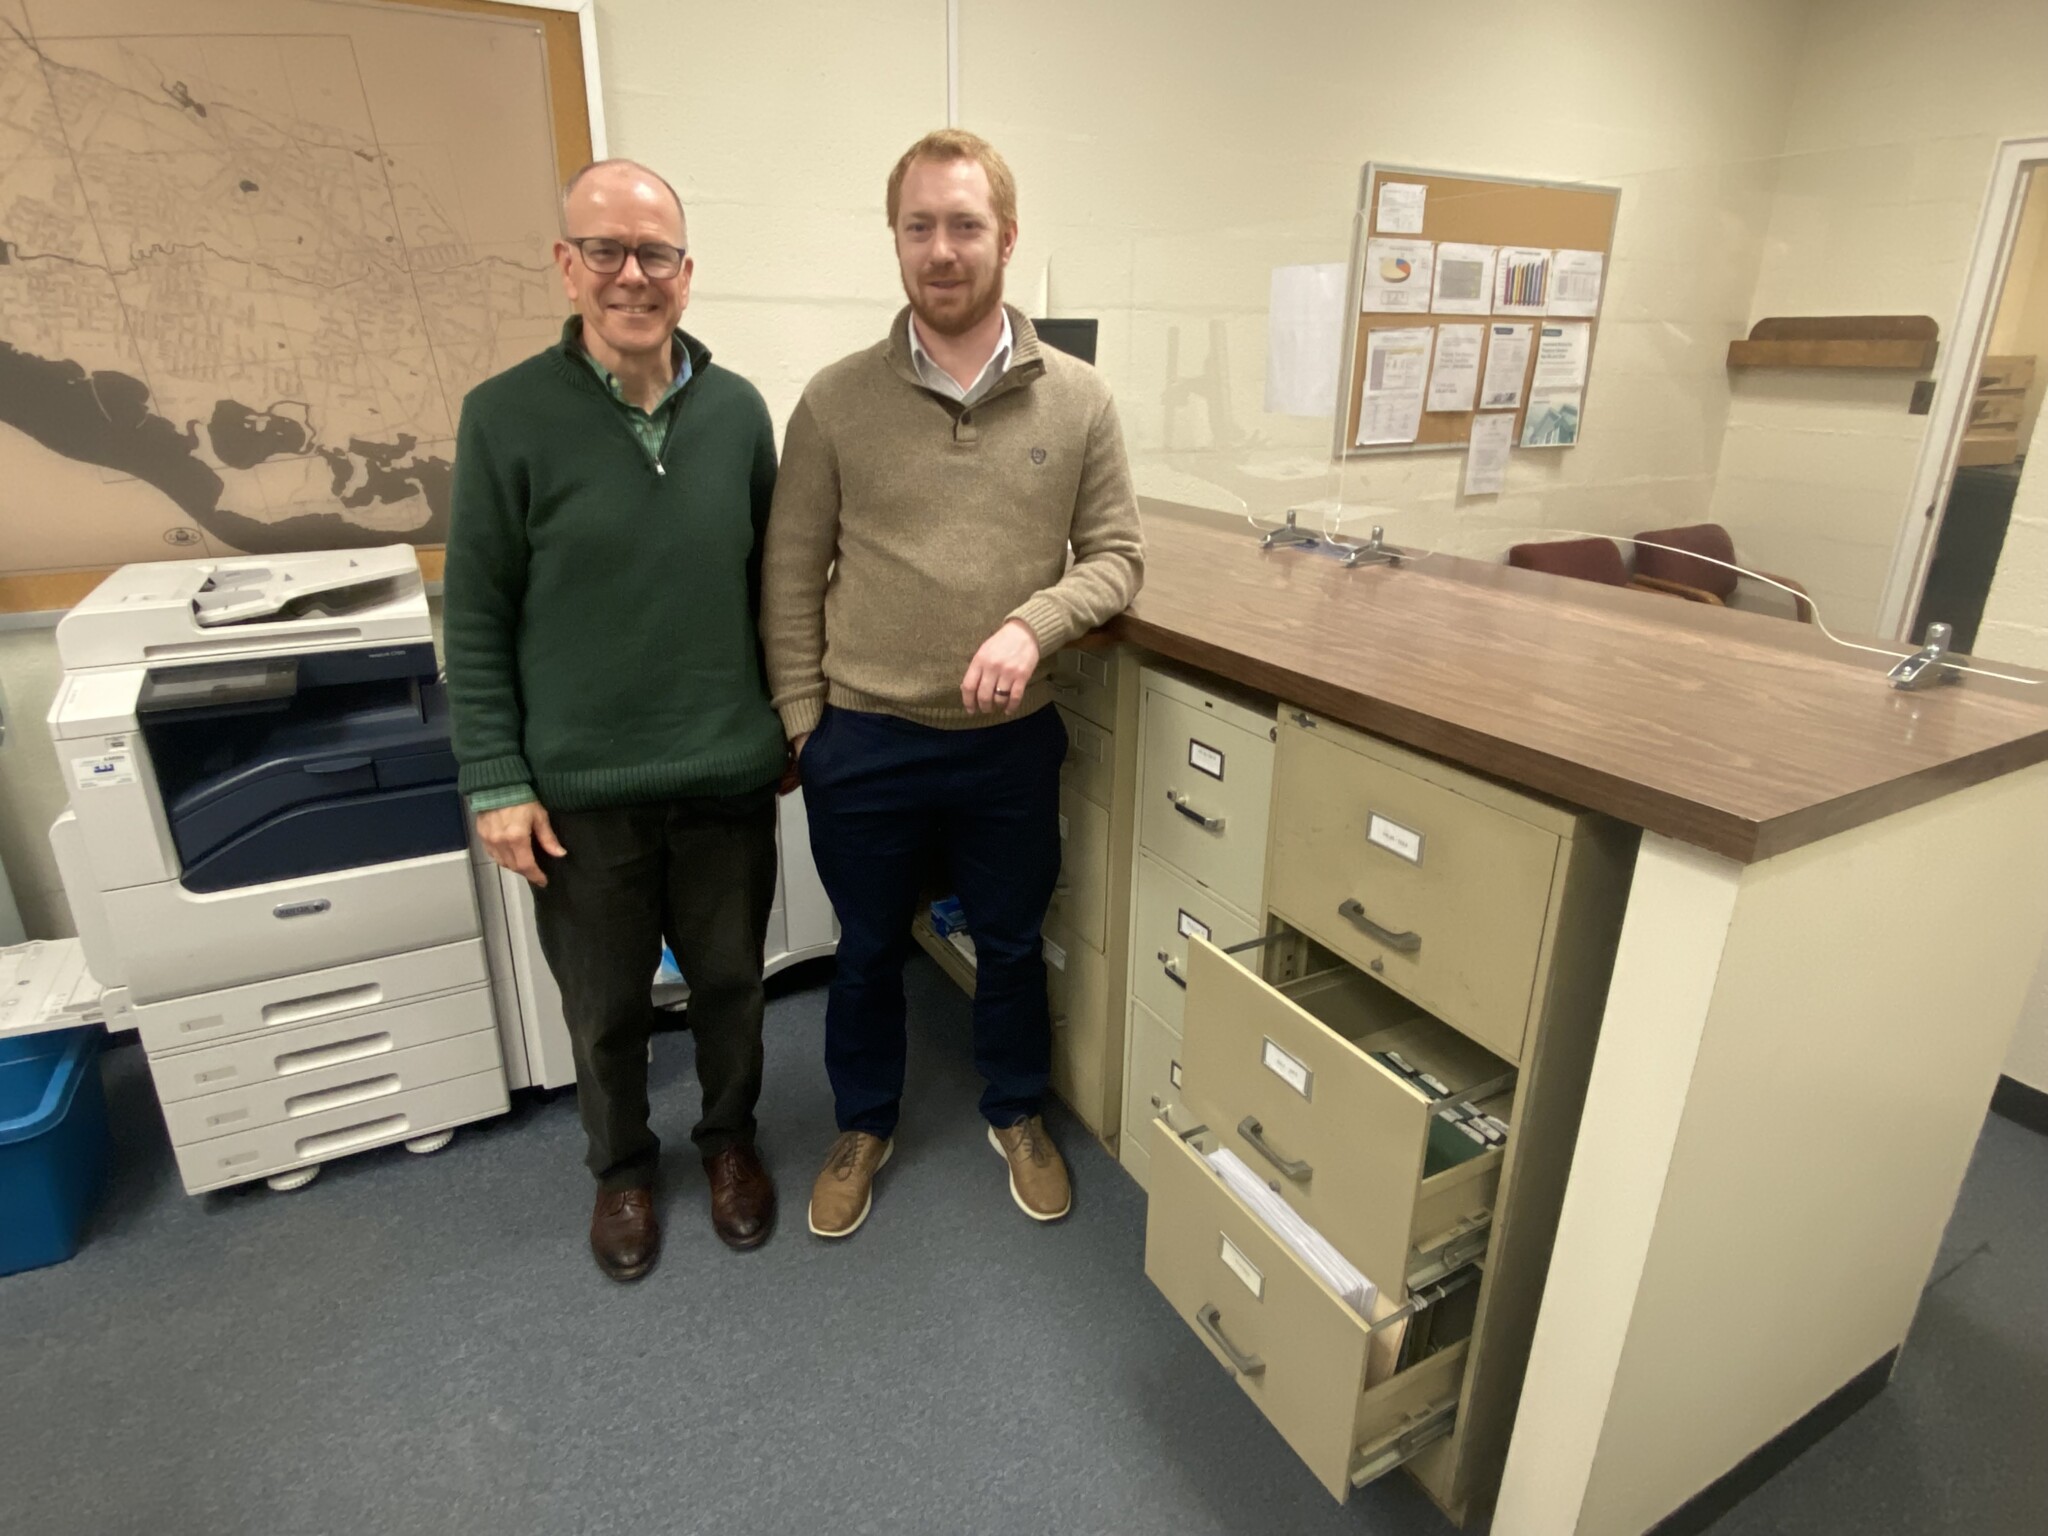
578, 336, 692, 458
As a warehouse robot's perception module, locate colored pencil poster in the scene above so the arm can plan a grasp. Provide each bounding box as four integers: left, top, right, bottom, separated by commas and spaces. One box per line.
1494, 247, 1551, 316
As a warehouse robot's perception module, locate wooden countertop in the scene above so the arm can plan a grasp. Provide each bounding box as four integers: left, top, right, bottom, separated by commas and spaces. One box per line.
1107, 506, 2048, 863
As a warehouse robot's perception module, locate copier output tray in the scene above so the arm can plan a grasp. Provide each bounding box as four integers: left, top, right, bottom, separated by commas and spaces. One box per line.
148, 678, 464, 892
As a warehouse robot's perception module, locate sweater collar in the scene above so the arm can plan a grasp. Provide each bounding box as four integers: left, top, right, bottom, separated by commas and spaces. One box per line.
887, 303, 1044, 401
554, 315, 711, 388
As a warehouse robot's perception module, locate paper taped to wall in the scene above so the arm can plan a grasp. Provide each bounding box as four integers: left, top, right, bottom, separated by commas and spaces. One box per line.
1265, 263, 1348, 416
1464, 410, 1515, 495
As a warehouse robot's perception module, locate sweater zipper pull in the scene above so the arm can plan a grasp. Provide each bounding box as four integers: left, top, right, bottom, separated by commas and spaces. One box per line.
655, 461, 666, 476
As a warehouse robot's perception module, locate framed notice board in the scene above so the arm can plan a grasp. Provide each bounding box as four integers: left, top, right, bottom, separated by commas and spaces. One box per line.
1335, 164, 1621, 459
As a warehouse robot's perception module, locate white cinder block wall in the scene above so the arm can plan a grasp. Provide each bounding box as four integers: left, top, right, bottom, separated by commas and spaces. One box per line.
599, 0, 1809, 551
1980, 377, 2048, 1094
1717, 0, 2048, 1090
1707, 0, 2048, 637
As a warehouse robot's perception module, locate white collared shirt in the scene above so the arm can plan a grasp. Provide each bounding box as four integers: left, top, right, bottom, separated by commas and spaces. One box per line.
906, 308, 1014, 408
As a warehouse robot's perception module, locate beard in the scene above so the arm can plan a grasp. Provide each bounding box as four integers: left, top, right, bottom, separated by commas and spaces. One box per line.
903, 262, 1006, 339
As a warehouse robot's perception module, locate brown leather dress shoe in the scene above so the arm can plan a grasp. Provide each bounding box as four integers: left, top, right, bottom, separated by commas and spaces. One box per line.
590, 1186, 659, 1281
704, 1143, 777, 1251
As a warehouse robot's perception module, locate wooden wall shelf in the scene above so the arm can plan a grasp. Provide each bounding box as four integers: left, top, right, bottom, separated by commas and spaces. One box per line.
1727, 315, 1939, 370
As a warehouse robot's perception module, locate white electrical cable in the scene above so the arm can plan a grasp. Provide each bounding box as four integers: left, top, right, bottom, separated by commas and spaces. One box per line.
1535, 528, 2044, 687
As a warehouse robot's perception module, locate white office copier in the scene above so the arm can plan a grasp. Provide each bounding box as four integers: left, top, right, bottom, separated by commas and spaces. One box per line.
47, 548, 510, 1193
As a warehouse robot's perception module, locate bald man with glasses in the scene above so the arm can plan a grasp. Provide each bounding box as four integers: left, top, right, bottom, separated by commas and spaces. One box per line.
444, 159, 786, 1280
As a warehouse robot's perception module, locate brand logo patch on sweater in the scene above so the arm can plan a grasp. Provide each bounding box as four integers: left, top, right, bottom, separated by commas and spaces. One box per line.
1030, 447, 1047, 465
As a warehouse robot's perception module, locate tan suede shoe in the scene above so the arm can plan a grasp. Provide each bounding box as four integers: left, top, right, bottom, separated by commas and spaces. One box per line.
989, 1115, 1071, 1221
807, 1131, 893, 1238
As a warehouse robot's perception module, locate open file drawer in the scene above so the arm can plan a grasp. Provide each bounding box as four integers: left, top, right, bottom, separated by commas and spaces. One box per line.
1145, 1119, 1471, 1501
1178, 937, 1512, 1298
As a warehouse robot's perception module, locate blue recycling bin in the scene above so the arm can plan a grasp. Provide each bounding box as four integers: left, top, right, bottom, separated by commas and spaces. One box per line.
0, 1026, 109, 1277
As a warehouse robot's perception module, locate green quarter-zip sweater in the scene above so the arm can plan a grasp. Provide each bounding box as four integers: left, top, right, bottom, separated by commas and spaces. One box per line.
443, 318, 787, 811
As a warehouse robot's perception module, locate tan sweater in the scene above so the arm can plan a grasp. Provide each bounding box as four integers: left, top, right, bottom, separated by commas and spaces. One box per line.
761, 306, 1144, 737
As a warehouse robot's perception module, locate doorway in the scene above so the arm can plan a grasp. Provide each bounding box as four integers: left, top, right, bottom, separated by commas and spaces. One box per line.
1880, 140, 2048, 651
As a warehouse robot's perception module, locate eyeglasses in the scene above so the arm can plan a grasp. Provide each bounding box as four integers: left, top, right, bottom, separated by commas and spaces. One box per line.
565, 237, 685, 279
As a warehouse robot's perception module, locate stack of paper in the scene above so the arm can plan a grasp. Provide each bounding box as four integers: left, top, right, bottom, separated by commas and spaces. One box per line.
1206, 1146, 1379, 1321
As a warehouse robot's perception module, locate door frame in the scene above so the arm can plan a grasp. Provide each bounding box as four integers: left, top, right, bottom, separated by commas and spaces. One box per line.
1876, 135, 2048, 641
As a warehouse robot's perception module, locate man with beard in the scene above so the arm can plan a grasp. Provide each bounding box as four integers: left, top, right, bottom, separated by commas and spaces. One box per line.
760, 129, 1144, 1239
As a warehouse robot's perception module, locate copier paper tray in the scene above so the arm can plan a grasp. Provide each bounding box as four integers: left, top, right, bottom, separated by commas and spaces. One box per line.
150, 679, 464, 893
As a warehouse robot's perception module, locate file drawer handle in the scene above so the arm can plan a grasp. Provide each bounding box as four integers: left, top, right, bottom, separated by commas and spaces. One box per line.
1157, 951, 1187, 988
1048, 677, 1081, 696
1196, 1304, 1265, 1378
1238, 1115, 1313, 1183
1337, 899, 1421, 953
1167, 790, 1225, 832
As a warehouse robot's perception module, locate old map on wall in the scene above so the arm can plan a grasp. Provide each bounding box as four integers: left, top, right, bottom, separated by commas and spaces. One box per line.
0, 0, 568, 574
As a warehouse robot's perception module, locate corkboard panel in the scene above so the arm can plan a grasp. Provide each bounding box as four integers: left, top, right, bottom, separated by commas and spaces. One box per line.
1340, 166, 1620, 456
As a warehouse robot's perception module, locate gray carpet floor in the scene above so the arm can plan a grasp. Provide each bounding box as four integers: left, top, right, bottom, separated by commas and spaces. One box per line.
3, 956, 2044, 1536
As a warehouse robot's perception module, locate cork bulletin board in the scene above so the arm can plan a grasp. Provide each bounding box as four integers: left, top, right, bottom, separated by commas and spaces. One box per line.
1336, 165, 1621, 458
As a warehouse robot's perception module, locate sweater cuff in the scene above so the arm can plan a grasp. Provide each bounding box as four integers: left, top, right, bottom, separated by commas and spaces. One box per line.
458, 753, 537, 797
778, 694, 825, 740
467, 784, 538, 814
1007, 597, 1071, 657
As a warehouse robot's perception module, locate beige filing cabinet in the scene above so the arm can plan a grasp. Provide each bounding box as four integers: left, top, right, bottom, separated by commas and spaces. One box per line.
1042, 645, 1142, 1143
1145, 707, 1634, 1521
910, 644, 1141, 1147
1118, 666, 1276, 1190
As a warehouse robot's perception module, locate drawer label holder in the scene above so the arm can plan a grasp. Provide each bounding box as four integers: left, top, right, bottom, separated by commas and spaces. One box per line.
1219, 1233, 1265, 1299
1177, 909, 1212, 943
1261, 1037, 1313, 1099
1367, 811, 1424, 864
1188, 739, 1225, 779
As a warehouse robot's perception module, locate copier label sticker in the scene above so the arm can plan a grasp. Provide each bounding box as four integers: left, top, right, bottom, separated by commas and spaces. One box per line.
1219, 1234, 1265, 1299
1367, 812, 1423, 863
71, 751, 136, 788
1188, 739, 1225, 779
1262, 1037, 1313, 1099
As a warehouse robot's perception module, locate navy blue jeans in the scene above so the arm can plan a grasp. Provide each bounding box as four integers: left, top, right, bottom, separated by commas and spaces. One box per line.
800, 703, 1067, 1137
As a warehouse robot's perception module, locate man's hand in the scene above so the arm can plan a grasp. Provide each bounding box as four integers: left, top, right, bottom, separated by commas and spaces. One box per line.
477, 801, 567, 887
779, 734, 807, 795
961, 618, 1041, 715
